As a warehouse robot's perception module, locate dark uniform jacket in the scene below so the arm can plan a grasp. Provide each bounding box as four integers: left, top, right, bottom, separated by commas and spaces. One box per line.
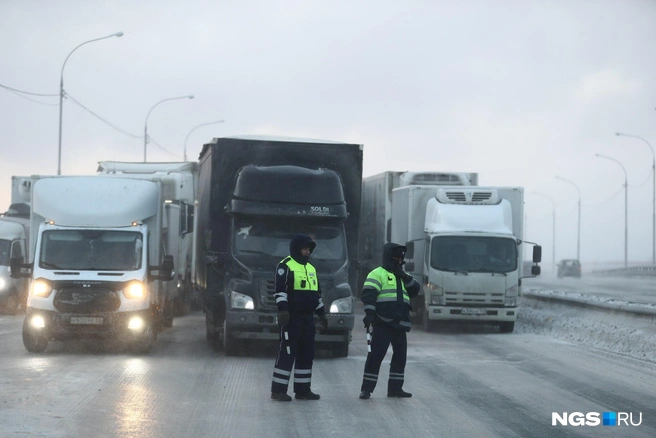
274, 234, 325, 317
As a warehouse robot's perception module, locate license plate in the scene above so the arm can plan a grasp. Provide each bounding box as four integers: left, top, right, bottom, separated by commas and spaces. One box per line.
461, 308, 487, 315
70, 316, 104, 325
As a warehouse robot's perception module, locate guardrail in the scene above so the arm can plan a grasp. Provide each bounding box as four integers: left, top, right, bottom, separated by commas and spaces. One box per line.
592, 265, 656, 277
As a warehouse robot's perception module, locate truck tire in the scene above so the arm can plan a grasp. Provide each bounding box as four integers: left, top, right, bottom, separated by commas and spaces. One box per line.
22, 319, 48, 353
499, 321, 515, 333
132, 324, 157, 353
423, 310, 438, 332
223, 319, 239, 356
332, 334, 350, 358
162, 298, 174, 328
2, 291, 19, 315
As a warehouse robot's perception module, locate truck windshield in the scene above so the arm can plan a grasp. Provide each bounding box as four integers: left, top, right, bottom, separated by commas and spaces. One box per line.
234, 220, 346, 261
0, 239, 9, 266
39, 230, 143, 271
431, 236, 517, 273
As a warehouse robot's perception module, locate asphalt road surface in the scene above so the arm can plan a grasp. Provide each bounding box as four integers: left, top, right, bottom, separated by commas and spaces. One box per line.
1, 306, 655, 437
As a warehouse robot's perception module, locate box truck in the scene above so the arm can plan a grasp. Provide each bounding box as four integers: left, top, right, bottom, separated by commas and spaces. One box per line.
11, 176, 174, 352
195, 135, 362, 356
97, 161, 198, 314
392, 186, 541, 332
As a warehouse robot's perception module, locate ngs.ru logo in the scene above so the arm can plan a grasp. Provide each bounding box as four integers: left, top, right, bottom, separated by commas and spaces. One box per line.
552, 412, 642, 426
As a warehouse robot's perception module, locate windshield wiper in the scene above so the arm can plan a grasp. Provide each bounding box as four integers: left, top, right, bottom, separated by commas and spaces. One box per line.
239, 250, 273, 257
438, 267, 469, 275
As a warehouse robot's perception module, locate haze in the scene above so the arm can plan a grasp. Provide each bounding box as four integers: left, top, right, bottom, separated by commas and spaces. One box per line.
1, 0, 655, 269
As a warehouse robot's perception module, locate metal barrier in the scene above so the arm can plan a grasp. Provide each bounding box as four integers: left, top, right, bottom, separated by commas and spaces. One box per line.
592, 265, 656, 277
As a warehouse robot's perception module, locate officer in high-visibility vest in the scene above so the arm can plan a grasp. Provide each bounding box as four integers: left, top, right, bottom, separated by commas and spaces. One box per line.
271, 234, 328, 401
359, 242, 421, 399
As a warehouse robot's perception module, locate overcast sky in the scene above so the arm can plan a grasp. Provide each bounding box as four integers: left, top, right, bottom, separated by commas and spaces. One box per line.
1, 0, 655, 268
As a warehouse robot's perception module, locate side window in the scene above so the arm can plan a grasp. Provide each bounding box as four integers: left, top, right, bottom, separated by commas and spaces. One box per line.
11, 240, 22, 259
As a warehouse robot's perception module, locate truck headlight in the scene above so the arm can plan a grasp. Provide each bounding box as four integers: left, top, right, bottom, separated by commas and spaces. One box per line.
428, 284, 444, 305
123, 281, 145, 299
505, 285, 518, 306
31, 278, 53, 298
0, 277, 5, 290
231, 291, 254, 310
329, 296, 353, 313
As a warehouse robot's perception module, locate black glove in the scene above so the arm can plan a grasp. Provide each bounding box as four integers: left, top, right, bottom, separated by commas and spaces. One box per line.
363, 312, 375, 329
394, 268, 412, 282
320, 314, 329, 330
278, 310, 290, 326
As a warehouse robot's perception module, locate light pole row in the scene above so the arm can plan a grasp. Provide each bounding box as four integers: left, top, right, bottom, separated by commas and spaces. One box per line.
615, 133, 655, 266
57, 33, 210, 171
58, 32, 124, 175
595, 153, 629, 268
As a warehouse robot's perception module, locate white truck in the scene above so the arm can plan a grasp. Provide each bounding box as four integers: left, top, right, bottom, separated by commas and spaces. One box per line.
11, 176, 174, 353
96, 161, 199, 313
0, 213, 30, 314
391, 185, 541, 333
0, 176, 35, 313
359, 171, 477, 316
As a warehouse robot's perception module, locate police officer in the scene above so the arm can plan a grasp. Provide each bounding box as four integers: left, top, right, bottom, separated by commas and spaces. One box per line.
271, 234, 328, 401
359, 243, 421, 399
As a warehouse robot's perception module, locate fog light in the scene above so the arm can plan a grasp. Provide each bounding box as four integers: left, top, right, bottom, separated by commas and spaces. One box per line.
239, 315, 246, 322
31, 315, 46, 329
128, 317, 144, 330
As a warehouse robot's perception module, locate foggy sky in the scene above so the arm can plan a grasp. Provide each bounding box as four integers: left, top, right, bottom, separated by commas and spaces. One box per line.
1, 0, 655, 268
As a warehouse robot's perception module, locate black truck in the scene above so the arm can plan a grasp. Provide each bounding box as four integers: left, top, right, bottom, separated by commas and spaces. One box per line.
195, 136, 363, 356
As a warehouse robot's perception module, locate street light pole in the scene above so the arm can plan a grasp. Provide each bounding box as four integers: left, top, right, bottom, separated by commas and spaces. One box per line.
615, 132, 655, 265
144, 95, 194, 162
57, 32, 124, 175
533, 191, 556, 274
596, 153, 629, 268
555, 175, 581, 261
183, 120, 225, 161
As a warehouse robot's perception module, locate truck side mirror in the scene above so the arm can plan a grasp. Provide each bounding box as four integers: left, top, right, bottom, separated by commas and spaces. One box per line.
532, 246, 542, 263
161, 255, 174, 280
531, 265, 541, 276
405, 241, 414, 258
151, 255, 175, 281
9, 256, 32, 279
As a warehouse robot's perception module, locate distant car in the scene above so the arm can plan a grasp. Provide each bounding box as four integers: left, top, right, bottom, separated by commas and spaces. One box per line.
557, 259, 581, 278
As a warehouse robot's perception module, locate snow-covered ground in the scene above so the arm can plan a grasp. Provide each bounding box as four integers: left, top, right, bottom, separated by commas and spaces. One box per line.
518, 290, 656, 364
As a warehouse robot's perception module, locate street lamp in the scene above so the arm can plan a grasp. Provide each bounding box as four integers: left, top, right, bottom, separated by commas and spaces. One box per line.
616, 132, 655, 265
183, 120, 225, 162
533, 191, 556, 275
555, 175, 581, 261
144, 95, 194, 162
596, 153, 628, 268
57, 32, 124, 175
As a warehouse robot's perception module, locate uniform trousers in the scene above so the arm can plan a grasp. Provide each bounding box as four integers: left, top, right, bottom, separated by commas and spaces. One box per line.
361, 323, 407, 393
271, 314, 316, 394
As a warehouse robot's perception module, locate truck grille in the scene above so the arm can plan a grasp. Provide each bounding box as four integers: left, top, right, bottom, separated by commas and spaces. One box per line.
53, 286, 121, 313
444, 291, 504, 306
259, 278, 277, 310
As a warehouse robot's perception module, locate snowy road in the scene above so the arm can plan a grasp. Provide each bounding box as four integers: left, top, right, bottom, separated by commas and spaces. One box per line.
1, 308, 655, 437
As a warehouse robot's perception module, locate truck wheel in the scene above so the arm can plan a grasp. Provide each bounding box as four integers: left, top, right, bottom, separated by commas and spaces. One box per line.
162, 299, 174, 328
22, 319, 48, 353
3, 292, 19, 315
423, 311, 437, 332
499, 321, 515, 333
132, 324, 158, 353
223, 319, 239, 356
332, 335, 350, 358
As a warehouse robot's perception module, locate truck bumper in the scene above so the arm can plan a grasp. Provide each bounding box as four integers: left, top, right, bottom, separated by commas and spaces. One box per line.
224, 310, 354, 342
23, 307, 156, 342
426, 306, 517, 322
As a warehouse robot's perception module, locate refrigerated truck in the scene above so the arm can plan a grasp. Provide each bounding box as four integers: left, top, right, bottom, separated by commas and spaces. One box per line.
391, 185, 541, 333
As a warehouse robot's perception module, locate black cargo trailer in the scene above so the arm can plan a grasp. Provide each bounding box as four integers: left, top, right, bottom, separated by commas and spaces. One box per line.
195, 136, 363, 356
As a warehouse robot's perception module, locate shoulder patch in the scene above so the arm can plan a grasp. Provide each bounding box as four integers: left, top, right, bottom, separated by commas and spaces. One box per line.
277, 268, 285, 276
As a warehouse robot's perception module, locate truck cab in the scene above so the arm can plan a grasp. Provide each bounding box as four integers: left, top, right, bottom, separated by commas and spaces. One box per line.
0, 205, 30, 314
